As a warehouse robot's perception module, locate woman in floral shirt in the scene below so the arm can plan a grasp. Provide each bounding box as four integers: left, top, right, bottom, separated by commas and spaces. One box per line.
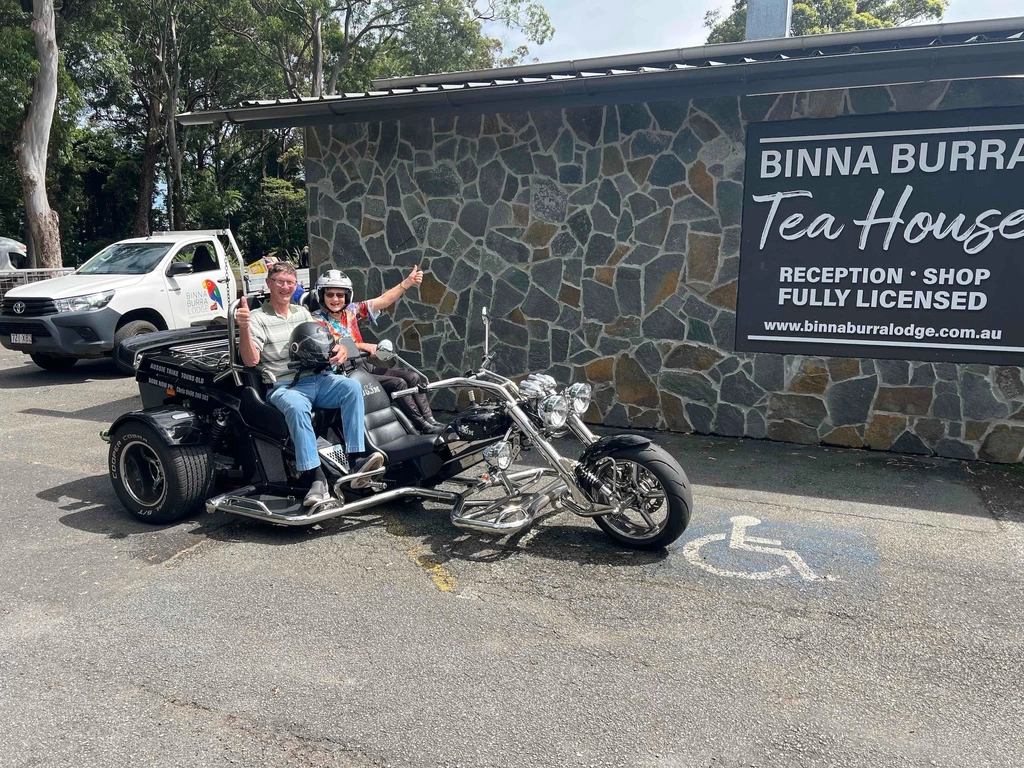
312, 266, 444, 435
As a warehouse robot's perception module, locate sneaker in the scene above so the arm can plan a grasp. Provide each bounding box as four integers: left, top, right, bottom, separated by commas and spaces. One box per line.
347, 451, 385, 489
303, 479, 330, 507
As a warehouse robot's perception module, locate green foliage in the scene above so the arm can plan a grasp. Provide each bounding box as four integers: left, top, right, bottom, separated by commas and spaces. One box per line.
237, 176, 307, 262
704, 0, 948, 43
0, 1, 34, 142
0, 0, 554, 263
379, 0, 498, 78
56, 126, 143, 265
0, 1, 36, 240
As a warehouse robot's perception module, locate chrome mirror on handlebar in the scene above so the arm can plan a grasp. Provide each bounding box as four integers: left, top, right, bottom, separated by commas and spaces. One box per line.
482, 305, 490, 357
480, 305, 495, 371
375, 339, 396, 363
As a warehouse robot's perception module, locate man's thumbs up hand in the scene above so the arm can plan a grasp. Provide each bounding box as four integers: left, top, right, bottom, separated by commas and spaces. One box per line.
236, 296, 251, 329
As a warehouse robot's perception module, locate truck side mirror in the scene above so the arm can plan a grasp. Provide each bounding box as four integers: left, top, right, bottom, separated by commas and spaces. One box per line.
167, 261, 194, 278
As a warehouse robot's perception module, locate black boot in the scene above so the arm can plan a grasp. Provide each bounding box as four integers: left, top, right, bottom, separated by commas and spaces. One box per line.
301, 467, 330, 507
413, 417, 443, 435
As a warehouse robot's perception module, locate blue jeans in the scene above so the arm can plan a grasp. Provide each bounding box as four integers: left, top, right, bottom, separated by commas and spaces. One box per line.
268, 372, 365, 472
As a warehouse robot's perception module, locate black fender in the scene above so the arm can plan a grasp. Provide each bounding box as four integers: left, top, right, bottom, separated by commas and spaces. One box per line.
108, 407, 209, 447
577, 433, 652, 467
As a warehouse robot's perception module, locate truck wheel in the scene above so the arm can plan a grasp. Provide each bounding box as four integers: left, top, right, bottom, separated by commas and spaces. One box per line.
113, 320, 158, 374
108, 422, 212, 524
30, 353, 77, 371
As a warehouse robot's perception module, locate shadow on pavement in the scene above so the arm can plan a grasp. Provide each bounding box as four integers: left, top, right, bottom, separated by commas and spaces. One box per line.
43, 471, 666, 567
22, 395, 140, 424
349, 500, 669, 567
541, 427, 994, 520
0, 356, 127, 388
39, 473, 168, 539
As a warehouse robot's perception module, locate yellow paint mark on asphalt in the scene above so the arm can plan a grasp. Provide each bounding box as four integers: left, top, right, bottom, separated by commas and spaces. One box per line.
383, 515, 456, 593
411, 549, 456, 592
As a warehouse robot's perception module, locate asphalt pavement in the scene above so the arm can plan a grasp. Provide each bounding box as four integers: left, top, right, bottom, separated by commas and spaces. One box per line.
1, 345, 1022, 768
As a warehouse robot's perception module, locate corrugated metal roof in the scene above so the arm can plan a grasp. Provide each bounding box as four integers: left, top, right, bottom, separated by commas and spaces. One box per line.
367, 17, 1024, 88
178, 17, 1024, 129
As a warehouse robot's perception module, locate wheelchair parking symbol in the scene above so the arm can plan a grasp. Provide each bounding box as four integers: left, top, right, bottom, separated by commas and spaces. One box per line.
682, 515, 822, 582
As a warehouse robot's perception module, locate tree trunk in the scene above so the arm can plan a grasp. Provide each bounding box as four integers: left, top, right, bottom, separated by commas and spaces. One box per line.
154, 0, 185, 230
166, 95, 184, 229
15, 0, 62, 269
165, 7, 185, 230
311, 14, 323, 97
133, 97, 161, 236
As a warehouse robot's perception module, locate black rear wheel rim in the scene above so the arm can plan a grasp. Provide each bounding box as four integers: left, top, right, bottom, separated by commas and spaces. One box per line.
119, 440, 167, 508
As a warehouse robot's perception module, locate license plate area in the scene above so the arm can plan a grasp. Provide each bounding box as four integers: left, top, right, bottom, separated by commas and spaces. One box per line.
10, 333, 32, 344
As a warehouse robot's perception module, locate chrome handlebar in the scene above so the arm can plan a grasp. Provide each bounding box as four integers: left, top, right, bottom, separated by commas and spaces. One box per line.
214, 296, 245, 386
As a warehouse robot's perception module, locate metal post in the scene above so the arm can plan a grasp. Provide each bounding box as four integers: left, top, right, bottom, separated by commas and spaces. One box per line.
745, 0, 792, 41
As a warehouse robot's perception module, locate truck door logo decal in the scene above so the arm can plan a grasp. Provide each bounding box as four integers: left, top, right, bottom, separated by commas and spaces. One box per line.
203, 279, 224, 310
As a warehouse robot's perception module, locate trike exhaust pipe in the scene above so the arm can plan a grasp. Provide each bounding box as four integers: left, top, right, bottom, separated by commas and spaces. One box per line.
449, 479, 568, 534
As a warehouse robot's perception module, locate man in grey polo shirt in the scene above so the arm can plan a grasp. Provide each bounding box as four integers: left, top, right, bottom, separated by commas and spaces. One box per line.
236, 262, 382, 506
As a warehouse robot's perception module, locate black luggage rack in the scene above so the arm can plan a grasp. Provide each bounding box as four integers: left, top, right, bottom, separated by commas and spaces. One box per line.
163, 337, 233, 373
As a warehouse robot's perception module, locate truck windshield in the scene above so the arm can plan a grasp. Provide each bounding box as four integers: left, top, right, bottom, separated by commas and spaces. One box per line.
77, 242, 172, 275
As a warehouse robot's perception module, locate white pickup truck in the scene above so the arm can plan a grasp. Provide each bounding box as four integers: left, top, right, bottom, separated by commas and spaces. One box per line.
0, 230, 243, 371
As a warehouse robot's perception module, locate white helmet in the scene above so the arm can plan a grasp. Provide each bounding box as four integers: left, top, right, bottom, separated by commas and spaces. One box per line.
316, 269, 354, 307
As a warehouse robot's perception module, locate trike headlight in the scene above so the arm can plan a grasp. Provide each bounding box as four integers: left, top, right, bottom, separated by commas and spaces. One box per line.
538, 394, 569, 429
565, 382, 592, 414
482, 440, 514, 470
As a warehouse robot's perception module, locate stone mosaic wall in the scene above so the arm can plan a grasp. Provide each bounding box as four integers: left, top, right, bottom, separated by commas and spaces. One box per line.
305, 77, 1024, 463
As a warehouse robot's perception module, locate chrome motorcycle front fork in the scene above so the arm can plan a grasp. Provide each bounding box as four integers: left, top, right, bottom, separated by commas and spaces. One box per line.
447, 410, 605, 535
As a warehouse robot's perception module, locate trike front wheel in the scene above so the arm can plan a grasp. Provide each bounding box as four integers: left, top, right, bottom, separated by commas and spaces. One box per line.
591, 442, 692, 550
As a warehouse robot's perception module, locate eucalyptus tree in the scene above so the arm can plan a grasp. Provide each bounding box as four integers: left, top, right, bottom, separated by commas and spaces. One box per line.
705, 0, 948, 43
14, 0, 62, 267
215, 0, 553, 98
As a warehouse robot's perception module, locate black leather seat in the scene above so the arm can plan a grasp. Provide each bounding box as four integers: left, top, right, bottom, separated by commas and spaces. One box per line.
301, 290, 320, 312
239, 384, 290, 438
239, 366, 290, 438
238, 368, 345, 443
191, 245, 217, 273
349, 367, 437, 462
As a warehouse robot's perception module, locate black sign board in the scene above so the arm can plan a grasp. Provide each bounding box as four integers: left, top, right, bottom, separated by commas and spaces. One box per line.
735, 107, 1024, 365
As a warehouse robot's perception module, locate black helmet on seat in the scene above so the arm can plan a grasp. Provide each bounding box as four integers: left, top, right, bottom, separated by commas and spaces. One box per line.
288, 322, 334, 370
